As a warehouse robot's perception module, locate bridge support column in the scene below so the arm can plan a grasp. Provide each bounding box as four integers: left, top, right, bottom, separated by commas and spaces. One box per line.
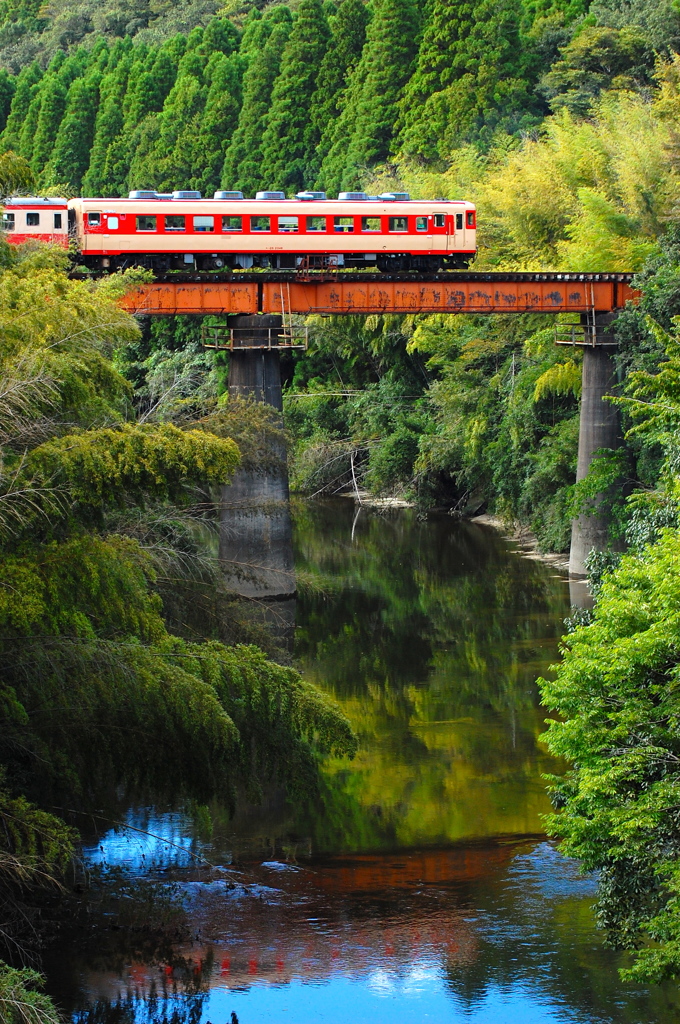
569, 323, 623, 577
219, 315, 295, 643
227, 314, 286, 410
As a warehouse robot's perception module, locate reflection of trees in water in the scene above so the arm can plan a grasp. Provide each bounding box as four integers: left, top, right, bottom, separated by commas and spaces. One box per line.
73, 958, 213, 1024
443, 847, 680, 1024
294, 502, 568, 706
290, 502, 569, 852
74, 993, 208, 1024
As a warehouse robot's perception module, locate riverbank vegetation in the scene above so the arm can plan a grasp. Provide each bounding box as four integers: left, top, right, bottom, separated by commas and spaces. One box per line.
0, 241, 355, 1006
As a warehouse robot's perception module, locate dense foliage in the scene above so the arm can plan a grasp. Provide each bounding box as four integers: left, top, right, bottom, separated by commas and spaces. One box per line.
0, 246, 355, 1006
4, 0, 680, 995
0, 0, 673, 199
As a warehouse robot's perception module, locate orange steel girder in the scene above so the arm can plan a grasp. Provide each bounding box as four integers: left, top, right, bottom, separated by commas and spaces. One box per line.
120, 276, 638, 317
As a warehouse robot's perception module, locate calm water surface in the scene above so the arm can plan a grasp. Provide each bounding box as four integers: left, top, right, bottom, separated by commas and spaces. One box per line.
46, 502, 680, 1023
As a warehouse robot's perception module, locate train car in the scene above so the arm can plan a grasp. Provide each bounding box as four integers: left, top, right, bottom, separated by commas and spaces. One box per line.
1, 196, 69, 246
66, 190, 476, 272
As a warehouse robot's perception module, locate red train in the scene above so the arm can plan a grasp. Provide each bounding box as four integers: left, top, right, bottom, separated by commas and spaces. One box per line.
1, 190, 477, 272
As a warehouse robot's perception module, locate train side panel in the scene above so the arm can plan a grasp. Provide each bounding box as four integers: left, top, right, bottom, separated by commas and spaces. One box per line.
69, 199, 476, 269
2, 198, 69, 247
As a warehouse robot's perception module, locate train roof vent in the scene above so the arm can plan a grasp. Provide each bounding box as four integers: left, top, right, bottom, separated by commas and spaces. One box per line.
378, 192, 410, 201
172, 190, 202, 200
338, 191, 368, 201
156, 193, 173, 199
214, 190, 244, 200
128, 190, 158, 199
296, 191, 326, 200
255, 190, 286, 200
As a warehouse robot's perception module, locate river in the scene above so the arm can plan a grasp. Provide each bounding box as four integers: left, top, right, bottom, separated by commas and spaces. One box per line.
44, 501, 680, 1022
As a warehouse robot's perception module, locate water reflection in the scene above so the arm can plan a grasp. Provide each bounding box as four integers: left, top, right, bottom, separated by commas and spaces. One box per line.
219, 464, 296, 651
291, 501, 571, 852
47, 503, 680, 1024
61, 844, 679, 1024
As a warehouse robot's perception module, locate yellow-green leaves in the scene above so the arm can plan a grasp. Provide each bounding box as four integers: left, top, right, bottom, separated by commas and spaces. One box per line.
533, 359, 582, 402
27, 422, 240, 507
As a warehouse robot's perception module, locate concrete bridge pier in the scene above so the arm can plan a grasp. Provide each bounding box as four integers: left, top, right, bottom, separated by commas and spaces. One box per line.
568, 315, 623, 577
218, 314, 296, 646
227, 314, 287, 410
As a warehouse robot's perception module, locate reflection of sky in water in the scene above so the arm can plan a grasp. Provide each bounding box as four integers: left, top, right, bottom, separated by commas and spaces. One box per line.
68, 840, 678, 1024
81, 808, 211, 871
220, 979, 569, 1024
106, 975, 602, 1024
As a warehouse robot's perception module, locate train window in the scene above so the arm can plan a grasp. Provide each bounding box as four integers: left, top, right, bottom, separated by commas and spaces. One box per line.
54, 213, 62, 229
433, 214, 445, 228
251, 216, 271, 232
456, 213, 463, 230
334, 216, 354, 233
222, 216, 242, 231
278, 216, 298, 233
361, 217, 381, 232
415, 216, 428, 231
306, 216, 326, 232
27, 212, 40, 226
107, 216, 118, 230
388, 217, 408, 232
88, 213, 101, 226
136, 215, 156, 231
466, 210, 475, 228
194, 215, 214, 232
165, 215, 185, 231
2, 212, 14, 231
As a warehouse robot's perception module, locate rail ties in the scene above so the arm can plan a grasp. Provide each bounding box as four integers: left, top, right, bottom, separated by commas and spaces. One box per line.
69, 270, 637, 285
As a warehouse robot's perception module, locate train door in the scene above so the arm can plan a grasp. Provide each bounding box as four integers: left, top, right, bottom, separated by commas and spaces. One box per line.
448, 210, 463, 254
431, 211, 447, 252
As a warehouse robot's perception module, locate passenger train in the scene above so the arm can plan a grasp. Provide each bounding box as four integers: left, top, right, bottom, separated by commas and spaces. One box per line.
1, 190, 477, 272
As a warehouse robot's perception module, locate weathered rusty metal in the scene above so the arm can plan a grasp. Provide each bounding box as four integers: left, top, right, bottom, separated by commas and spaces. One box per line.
118, 271, 638, 317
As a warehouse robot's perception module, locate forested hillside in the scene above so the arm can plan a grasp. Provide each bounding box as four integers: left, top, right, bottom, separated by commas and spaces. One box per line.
0, 0, 676, 200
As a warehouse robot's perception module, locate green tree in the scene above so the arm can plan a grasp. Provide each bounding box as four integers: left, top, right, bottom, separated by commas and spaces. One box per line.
319, 0, 419, 193
220, 7, 293, 195
259, 0, 330, 193
192, 50, 245, 196
398, 0, 477, 160
29, 73, 68, 175
43, 71, 101, 189
0, 62, 42, 154
310, 0, 369, 185
0, 149, 34, 196
82, 55, 132, 195
132, 48, 208, 192
0, 249, 356, 970
540, 527, 680, 983
16, 86, 41, 164
0, 68, 15, 134
539, 25, 654, 116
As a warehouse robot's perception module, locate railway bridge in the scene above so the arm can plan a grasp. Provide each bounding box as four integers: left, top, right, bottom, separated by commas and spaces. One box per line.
119, 270, 639, 578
